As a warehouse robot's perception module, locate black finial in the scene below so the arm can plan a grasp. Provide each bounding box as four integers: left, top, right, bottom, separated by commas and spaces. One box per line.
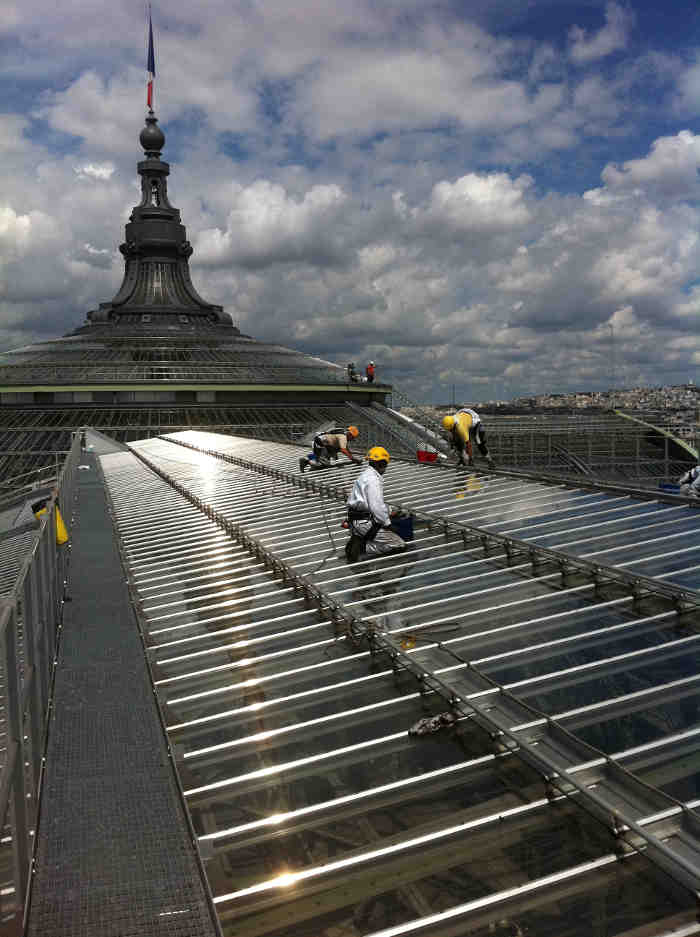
140, 112, 165, 158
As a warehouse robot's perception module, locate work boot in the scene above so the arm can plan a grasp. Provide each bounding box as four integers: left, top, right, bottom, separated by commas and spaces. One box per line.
345, 534, 364, 563
299, 457, 308, 473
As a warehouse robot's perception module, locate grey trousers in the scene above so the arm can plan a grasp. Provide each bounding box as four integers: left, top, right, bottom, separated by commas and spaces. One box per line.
351, 520, 406, 557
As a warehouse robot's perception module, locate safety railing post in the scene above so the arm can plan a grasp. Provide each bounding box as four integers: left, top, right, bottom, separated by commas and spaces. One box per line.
38, 534, 54, 666
3, 603, 29, 917
22, 575, 44, 795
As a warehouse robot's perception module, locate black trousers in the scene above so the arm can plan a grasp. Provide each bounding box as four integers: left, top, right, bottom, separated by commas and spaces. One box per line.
454, 424, 490, 461
313, 439, 338, 468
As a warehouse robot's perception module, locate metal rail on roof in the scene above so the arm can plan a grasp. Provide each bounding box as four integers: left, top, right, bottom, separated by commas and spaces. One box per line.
121, 433, 700, 905
0, 431, 80, 929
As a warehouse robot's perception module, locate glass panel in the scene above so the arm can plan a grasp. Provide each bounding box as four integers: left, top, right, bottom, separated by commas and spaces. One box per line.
151, 609, 325, 658
482, 622, 685, 686
521, 644, 700, 715
659, 567, 700, 590
624, 732, 700, 803
152, 611, 331, 678
508, 501, 671, 538
181, 694, 451, 793
172, 670, 420, 748
420, 859, 697, 937
215, 801, 614, 937
163, 651, 378, 723
409, 601, 644, 671
527, 510, 697, 550
573, 695, 700, 754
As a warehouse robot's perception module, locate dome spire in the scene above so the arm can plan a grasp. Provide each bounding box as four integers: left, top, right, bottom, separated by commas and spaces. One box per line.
85, 114, 232, 327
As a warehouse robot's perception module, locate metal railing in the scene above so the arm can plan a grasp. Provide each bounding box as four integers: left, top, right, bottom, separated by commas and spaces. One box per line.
0, 362, 392, 388
0, 457, 68, 497
0, 432, 80, 931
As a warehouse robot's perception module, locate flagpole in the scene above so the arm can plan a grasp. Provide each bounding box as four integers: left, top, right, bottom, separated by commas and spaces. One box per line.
146, 4, 155, 115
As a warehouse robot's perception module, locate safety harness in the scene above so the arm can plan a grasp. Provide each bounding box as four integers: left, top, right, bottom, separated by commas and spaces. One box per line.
345, 506, 383, 563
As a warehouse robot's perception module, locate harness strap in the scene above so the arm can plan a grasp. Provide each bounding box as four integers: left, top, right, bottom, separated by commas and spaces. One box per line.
347, 507, 382, 542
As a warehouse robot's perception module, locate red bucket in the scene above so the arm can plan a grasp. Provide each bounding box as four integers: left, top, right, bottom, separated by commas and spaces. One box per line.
417, 449, 438, 463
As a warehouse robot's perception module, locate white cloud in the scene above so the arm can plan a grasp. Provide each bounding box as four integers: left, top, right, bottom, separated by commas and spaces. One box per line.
594, 130, 700, 200
195, 180, 348, 267
74, 163, 115, 181
568, 3, 634, 65
421, 172, 533, 233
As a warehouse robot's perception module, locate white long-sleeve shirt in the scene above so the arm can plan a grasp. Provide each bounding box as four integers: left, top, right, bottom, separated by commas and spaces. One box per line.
347, 465, 390, 526
455, 407, 481, 426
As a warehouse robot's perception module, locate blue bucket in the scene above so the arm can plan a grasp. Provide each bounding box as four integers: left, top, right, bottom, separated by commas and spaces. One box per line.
390, 515, 414, 541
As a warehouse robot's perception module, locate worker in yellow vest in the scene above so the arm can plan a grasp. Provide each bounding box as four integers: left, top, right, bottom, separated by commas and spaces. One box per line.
442, 408, 494, 468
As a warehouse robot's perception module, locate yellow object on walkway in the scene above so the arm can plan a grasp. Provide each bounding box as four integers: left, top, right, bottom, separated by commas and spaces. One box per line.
34, 505, 69, 545
456, 475, 483, 499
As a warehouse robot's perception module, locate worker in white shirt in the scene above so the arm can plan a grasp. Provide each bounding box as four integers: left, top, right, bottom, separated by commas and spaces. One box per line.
345, 446, 406, 562
442, 407, 494, 468
679, 465, 700, 498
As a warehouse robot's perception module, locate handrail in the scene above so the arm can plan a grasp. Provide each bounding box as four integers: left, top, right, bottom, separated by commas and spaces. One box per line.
0, 362, 393, 388
389, 386, 447, 441
615, 409, 699, 461
0, 429, 81, 930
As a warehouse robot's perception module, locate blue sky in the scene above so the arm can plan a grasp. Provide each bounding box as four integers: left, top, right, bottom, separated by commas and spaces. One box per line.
1, 0, 699, 401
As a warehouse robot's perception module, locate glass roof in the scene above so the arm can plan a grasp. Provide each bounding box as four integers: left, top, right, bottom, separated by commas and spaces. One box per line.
98, 434, 700, 936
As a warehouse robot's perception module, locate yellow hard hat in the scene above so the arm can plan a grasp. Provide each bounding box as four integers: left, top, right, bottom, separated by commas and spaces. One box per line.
367, 445, 390, 464
347, 425, 359, 438
442, 415, 455, 430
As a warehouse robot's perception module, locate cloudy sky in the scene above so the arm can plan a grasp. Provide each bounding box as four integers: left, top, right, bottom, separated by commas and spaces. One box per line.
1, 0, 700, 401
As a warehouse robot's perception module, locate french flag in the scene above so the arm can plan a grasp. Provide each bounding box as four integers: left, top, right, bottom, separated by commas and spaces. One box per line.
146, 11, 155, 111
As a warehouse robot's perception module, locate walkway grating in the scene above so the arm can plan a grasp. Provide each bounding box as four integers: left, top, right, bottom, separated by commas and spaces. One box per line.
26, 452, 220, 937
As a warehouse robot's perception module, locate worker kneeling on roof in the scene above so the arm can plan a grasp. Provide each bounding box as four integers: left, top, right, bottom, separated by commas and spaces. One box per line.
300, 425, 362, 472
345, 446, 406, 562
442, 408, 494, 469
679, 464, 700, 498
